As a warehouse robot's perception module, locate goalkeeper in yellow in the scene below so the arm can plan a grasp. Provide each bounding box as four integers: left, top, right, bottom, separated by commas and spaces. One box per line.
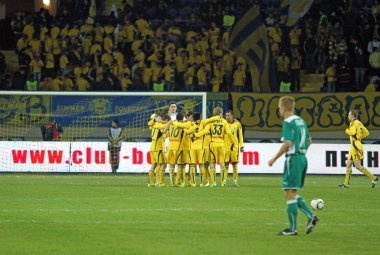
147, 114, 171, 187
192, 107, 238, 187
225, 110, 244, 187
338, 110, 378, 188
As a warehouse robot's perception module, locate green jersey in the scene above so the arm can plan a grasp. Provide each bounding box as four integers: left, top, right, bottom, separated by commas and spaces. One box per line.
281, 115, 310, 156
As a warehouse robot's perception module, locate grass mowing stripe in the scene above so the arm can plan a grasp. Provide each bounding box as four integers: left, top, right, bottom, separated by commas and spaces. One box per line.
0, 174, 378, 255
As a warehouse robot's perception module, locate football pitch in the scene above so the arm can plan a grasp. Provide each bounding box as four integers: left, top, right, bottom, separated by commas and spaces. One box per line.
0, 174, 378, 255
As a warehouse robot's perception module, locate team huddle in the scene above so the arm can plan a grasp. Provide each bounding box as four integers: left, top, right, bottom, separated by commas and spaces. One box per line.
146, 96, 378, 236
147, 103, 243, 188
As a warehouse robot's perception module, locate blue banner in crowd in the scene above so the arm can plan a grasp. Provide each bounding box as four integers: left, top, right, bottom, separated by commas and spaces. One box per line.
0, 94, 228, 129
51, 95, 206, 127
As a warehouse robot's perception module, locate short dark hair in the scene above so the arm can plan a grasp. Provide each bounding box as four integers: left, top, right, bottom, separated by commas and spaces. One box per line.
160, 108, 169, 117
185, 111, 194, 117
225, 110, 234, 116
169, 102, 177, 107
193, 112, 201, 121
176, 113, 184, 121
161, 114, 170, 121
112, 120, 119, 125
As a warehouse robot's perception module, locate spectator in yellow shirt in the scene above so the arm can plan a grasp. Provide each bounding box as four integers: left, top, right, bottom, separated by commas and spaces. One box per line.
49, 75, 63, 91
175, 50, 188, 88
59, 52, 70, 75
101, 52, 113, 67
76, 74, 90, 91
134, 49, 145, 63
23, 22, 35, 40
68, 25, 80, 41
44, 35, 53, 54
160, 62, 176, 91
104, 35, 114, 54
276, 51, 290, 85
45, 52, 55, 78
29, 36, 41, 54
269, 23, 282, 44
150, 61, 162, 84
121, 73, 133, 91
142, 64, 152, 90
16, 35, 29, 54
212, 61, 225, 92
135, 16, 149, 34
63, 75, 74, 91
184, 63, 195, 91
209, 22, 220, 45
94, 23, 104, 43
233, 64, 246, 92
29, 55, 44, 84
196, 64, 209, 91
289, 26, 301, 48
325, 63, 337, 92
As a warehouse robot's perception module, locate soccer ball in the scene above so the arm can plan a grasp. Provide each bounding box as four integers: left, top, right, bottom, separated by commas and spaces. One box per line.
310, 198, 324, 210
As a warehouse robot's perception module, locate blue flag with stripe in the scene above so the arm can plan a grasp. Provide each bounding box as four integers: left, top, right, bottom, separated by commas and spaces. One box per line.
280, 0, 314, 27
228, 6, 277, 92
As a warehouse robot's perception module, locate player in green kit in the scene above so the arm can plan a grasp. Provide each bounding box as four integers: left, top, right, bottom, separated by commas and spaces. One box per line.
268, 96, 319, 236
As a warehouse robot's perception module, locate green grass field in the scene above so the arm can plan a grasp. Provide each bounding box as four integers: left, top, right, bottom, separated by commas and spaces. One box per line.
0, 174, 378, 255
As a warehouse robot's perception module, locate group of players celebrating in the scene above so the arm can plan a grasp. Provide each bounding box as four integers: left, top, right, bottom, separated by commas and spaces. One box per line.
147, 102, 243, 188
146, 96, 378, 235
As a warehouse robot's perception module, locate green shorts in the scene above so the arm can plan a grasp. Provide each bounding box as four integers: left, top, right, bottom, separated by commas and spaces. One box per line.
282, 154, 308, 190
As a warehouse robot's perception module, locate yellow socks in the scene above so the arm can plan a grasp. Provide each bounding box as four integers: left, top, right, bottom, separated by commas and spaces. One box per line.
209, 166, 216, 185
220, 165, 226, 184
233, 164, 238, 181
148, 168, 154, 184
200, 166, 206, 185
359, 166, 376, 181
169, 166, 175, 186
155, 165, 161, 184
160, 165, 166, 183
182, 166, 186, 185
175, 167, 182, 186
344, 167, 352, 185
189, 165, 196, 186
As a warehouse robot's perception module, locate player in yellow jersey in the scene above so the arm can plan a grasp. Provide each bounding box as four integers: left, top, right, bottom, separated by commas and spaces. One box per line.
338, 110, 378, 188
185, 112, 212, 187
191, 107, 238, 187
147, 114, 171, 187
172, 111, 194, 187
225, 110, 244, 187
167, 113, 186, 186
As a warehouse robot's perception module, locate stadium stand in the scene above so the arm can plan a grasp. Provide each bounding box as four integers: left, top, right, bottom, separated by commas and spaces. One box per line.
0, 0, 379, 92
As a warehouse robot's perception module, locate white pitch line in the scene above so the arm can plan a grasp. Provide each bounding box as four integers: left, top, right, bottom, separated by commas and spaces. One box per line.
0, 219, 380, 227
0, 208, 280, 212
0, 208, 379, 213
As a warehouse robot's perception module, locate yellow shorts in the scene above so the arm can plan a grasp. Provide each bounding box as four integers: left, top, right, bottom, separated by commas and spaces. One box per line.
176, 150, 189, 165
167, 150, 179, 165
189, 149, 207, 164
225, 149, 239, 163
209, 143, 226, 163
348, 141, 364, 161
150, 150, 166, 164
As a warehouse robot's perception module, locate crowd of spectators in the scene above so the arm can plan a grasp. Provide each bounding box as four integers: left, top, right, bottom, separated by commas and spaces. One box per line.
0, 0, 379, 92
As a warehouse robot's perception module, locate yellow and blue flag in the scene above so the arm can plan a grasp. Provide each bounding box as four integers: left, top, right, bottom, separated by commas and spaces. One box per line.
280, 0, 314, 27
228, 6, 277, 92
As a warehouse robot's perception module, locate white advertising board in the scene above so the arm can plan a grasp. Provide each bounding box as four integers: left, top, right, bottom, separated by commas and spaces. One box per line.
0, 141, 71, 172
1, 142, 379, 174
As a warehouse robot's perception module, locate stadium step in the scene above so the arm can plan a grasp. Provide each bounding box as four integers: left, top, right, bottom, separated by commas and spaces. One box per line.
300, 72, 324, 92
1, 50, 19, 74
